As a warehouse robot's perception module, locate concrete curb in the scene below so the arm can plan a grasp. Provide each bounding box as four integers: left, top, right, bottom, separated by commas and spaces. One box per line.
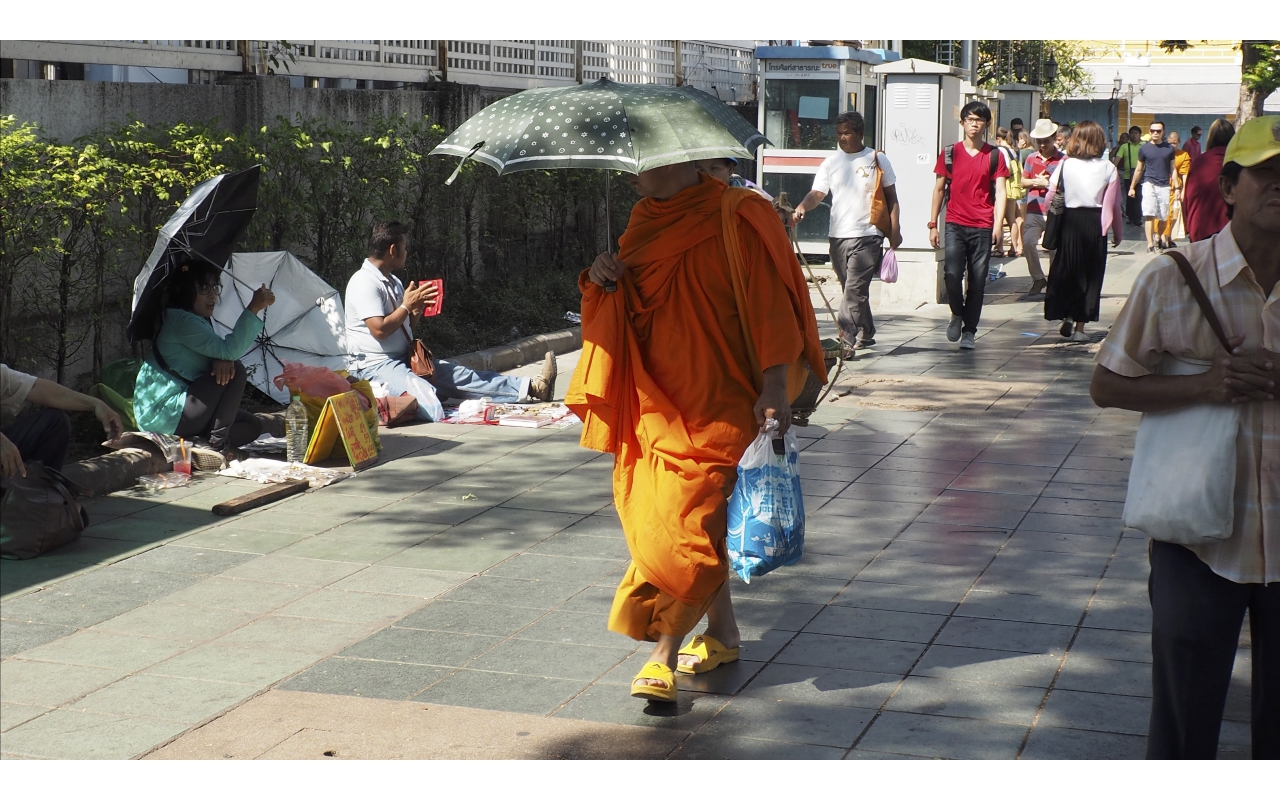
445, 326, 582, 373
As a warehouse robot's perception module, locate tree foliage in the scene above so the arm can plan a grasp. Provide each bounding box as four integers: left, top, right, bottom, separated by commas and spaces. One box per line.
1, 113, 626, 387
899, 40, 1094, 100
1159, 40, 1280, 124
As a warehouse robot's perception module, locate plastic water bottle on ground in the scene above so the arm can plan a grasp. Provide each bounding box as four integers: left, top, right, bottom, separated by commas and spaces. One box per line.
286, 394, 309, 463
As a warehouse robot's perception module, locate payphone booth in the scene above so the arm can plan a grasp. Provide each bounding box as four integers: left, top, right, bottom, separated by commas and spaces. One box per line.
754, 45, 887, 257
872, 59, 1003, 308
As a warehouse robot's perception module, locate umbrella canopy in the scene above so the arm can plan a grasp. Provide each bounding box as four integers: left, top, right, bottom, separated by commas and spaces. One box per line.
430, 78, 769, 177
127, 165, 261, 344
211, 251, 347, 404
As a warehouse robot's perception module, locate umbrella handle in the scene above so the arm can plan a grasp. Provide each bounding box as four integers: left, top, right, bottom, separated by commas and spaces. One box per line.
604, 170, 617, 293
445, 142, 486, 186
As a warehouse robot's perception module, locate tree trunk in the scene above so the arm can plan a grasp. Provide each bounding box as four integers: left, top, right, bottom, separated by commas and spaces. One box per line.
1237, 41, 1274, 125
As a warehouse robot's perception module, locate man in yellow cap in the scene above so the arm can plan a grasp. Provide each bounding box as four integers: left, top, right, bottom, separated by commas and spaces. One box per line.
1090, 115, 1280, 759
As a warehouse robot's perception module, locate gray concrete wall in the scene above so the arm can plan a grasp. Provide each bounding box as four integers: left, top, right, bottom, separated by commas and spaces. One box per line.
0, 75, 502, 141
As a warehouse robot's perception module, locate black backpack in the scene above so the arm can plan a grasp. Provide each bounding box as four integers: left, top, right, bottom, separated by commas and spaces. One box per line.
943, 144, 1003, 205
0, 463, 88, 560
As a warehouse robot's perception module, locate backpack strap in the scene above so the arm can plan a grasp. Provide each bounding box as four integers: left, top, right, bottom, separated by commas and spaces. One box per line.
1166, 251, 1233, 353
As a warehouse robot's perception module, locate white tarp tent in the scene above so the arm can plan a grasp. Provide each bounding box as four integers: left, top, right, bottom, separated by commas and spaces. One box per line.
212, 251, 348, 404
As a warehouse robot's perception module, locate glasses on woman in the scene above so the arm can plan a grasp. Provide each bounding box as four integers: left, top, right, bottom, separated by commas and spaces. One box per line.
197, 283, 222, 296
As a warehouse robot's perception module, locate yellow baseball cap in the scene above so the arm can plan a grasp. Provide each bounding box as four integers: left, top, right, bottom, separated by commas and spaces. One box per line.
1224, 116, 1280, 167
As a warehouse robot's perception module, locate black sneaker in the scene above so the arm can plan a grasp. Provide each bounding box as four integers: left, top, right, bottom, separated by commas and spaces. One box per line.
856, 336, 876, 348
1147, 245, 1158, 254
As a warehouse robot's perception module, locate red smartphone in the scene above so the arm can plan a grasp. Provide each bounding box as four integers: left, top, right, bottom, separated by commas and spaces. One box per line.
419, 278, 444, 317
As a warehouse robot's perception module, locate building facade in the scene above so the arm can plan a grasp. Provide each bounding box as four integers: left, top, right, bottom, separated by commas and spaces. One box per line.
1050, 40, 1280, 143
1, 39, 758, 103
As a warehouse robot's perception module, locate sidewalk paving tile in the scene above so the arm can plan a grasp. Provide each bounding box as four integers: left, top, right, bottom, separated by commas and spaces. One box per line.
175, 527, 312, 555
803, 606, 947, 644
437, 576, 587, 609
552, 683, 728, 731
214, 615, 366, 655
11, 630, 187, 673
0, 710, 188, 759
1, 590, 148, 630
395, 600, 545, 637
143, 644, 316, 686
1068, 627, 1152, 663
1053, 653, 1152, 697
327, 566, 470, 598
92, 602, 257, 643
278, 657, 447, 700
1002, 529, 1119, 556
738, 662, 900, 709
910, 644, 1063, 688
1018, 512, 1122, 537
466, 638, 634, 681
934, 617, 1075, 655
987, 550, 1111, 579
216, 555, 365, 587
729, 599, 823, 632
1, 660, 124, 707
67, 674, 257, 723
1037, 688, 1151, 736
161, 577, 312, 613
774, 632, 927, 675
484, 553, 622, 589
883, 675, 1047, 725
877, 538, 999, 568
854, 710, 1029, 759
527, 533, 631, 561
954, 590, 1089, 626
0, 703, 51, 733
1081, 600, 1152, 634
1020, 726, 1147, 759
0, 621, 75, 658
273, 589, 426, 624
337, 627, 503, 667
413, 670, 589, 715
670, 734, 844, 760
830, 580, 964, 616
697, 695, 875, 748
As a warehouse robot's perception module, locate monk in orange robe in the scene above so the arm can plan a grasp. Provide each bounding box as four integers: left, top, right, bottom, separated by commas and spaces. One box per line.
566, 163, 825, 702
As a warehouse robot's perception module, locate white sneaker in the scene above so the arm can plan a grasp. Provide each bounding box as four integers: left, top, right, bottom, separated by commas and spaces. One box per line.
947, 315, 963, 342
959, 331, 976, 350
1070, 331, 1091, 343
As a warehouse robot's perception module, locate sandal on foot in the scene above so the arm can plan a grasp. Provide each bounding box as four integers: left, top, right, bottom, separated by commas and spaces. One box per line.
630, 662, 677, 703
676, 634, 740, 675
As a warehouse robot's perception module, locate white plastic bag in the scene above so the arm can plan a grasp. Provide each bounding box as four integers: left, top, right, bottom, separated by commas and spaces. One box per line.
726, 420, 805, 583
1122, 356, 1239, 545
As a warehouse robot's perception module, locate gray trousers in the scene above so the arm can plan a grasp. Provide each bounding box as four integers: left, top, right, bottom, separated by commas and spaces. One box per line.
1147, 540, 1280, 759
829, 235, 884, 341
1022, 212, 1054, 283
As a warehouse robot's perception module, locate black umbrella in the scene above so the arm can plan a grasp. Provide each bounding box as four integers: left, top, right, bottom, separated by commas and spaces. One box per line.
127, 165, 261, 344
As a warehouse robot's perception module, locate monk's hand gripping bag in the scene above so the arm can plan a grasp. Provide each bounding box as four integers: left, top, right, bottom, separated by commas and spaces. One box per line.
726, 420, 805, 583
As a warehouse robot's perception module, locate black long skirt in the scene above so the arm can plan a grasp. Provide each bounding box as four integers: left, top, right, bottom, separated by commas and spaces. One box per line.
1044, 206, 1107, 323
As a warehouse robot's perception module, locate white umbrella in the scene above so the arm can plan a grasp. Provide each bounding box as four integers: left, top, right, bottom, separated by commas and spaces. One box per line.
212, 251, 348, 403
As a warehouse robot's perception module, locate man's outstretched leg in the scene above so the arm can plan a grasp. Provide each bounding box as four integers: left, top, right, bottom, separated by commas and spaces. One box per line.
677, 581, 741, 673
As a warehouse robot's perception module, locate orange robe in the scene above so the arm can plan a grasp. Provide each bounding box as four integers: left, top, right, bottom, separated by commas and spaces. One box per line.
565, 174, 825, 641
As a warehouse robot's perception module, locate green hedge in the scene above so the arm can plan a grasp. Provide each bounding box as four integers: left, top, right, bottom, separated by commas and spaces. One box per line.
1, 113, 633, 386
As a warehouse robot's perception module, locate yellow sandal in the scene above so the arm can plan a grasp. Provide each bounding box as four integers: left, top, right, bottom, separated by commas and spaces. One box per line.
676, 634, 740, 675
630, 661, 677, 703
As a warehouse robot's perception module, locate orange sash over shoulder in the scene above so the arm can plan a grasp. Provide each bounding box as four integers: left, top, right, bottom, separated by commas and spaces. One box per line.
566, 174, 824, 641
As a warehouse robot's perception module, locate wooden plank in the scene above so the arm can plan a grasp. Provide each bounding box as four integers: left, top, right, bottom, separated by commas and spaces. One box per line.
211, 479, 309, 516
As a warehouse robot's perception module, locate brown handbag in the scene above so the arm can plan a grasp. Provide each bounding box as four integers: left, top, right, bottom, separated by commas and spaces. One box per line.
869, 152, 893, 238
400, 322, 435, 378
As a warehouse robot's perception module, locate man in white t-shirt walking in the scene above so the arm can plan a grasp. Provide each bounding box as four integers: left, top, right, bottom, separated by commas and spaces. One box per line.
792, 112, 901, 349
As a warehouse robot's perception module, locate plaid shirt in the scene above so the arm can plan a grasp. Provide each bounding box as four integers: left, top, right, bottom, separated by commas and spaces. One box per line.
1098, 222, 1279, 584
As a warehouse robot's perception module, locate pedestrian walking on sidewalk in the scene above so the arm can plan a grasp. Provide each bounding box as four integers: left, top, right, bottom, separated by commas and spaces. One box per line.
928, 101, 1010, 351
1115, 126, 1144, 226
1091, 115, 1280, 759
1041, 121, 1123, 341
1161, 131, 1193, 246
1128, 120, 1182, 254
566, 165, 825, 704
1182, 119, 1236, 242
994, 127, 1024, 259
793, 111, 902, 352
1021, 119, 1065, 298
1184, 125, 1203, 162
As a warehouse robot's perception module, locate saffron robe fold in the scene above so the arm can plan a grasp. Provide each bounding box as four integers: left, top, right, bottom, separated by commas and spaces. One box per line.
566, 174, 825, 641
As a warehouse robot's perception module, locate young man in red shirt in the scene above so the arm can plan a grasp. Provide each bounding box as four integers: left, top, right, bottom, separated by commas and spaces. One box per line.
928, 101, 1010, 350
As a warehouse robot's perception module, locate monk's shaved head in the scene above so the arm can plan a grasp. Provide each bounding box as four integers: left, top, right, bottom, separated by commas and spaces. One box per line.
628, 162, 702, 200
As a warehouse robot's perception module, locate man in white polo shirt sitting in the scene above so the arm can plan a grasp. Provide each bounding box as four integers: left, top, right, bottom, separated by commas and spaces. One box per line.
792, 111, 901, 351
344, 221, 555, 422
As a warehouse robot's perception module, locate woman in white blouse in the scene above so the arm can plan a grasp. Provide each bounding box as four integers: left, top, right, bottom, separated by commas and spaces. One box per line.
1044, 120, 1124, 341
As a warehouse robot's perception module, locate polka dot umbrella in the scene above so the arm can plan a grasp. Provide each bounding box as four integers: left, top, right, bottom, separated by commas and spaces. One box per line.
430, 78, 770, 180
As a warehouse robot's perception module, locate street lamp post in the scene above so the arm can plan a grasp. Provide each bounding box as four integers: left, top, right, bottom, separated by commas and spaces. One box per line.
1109, 74, 1123, 148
